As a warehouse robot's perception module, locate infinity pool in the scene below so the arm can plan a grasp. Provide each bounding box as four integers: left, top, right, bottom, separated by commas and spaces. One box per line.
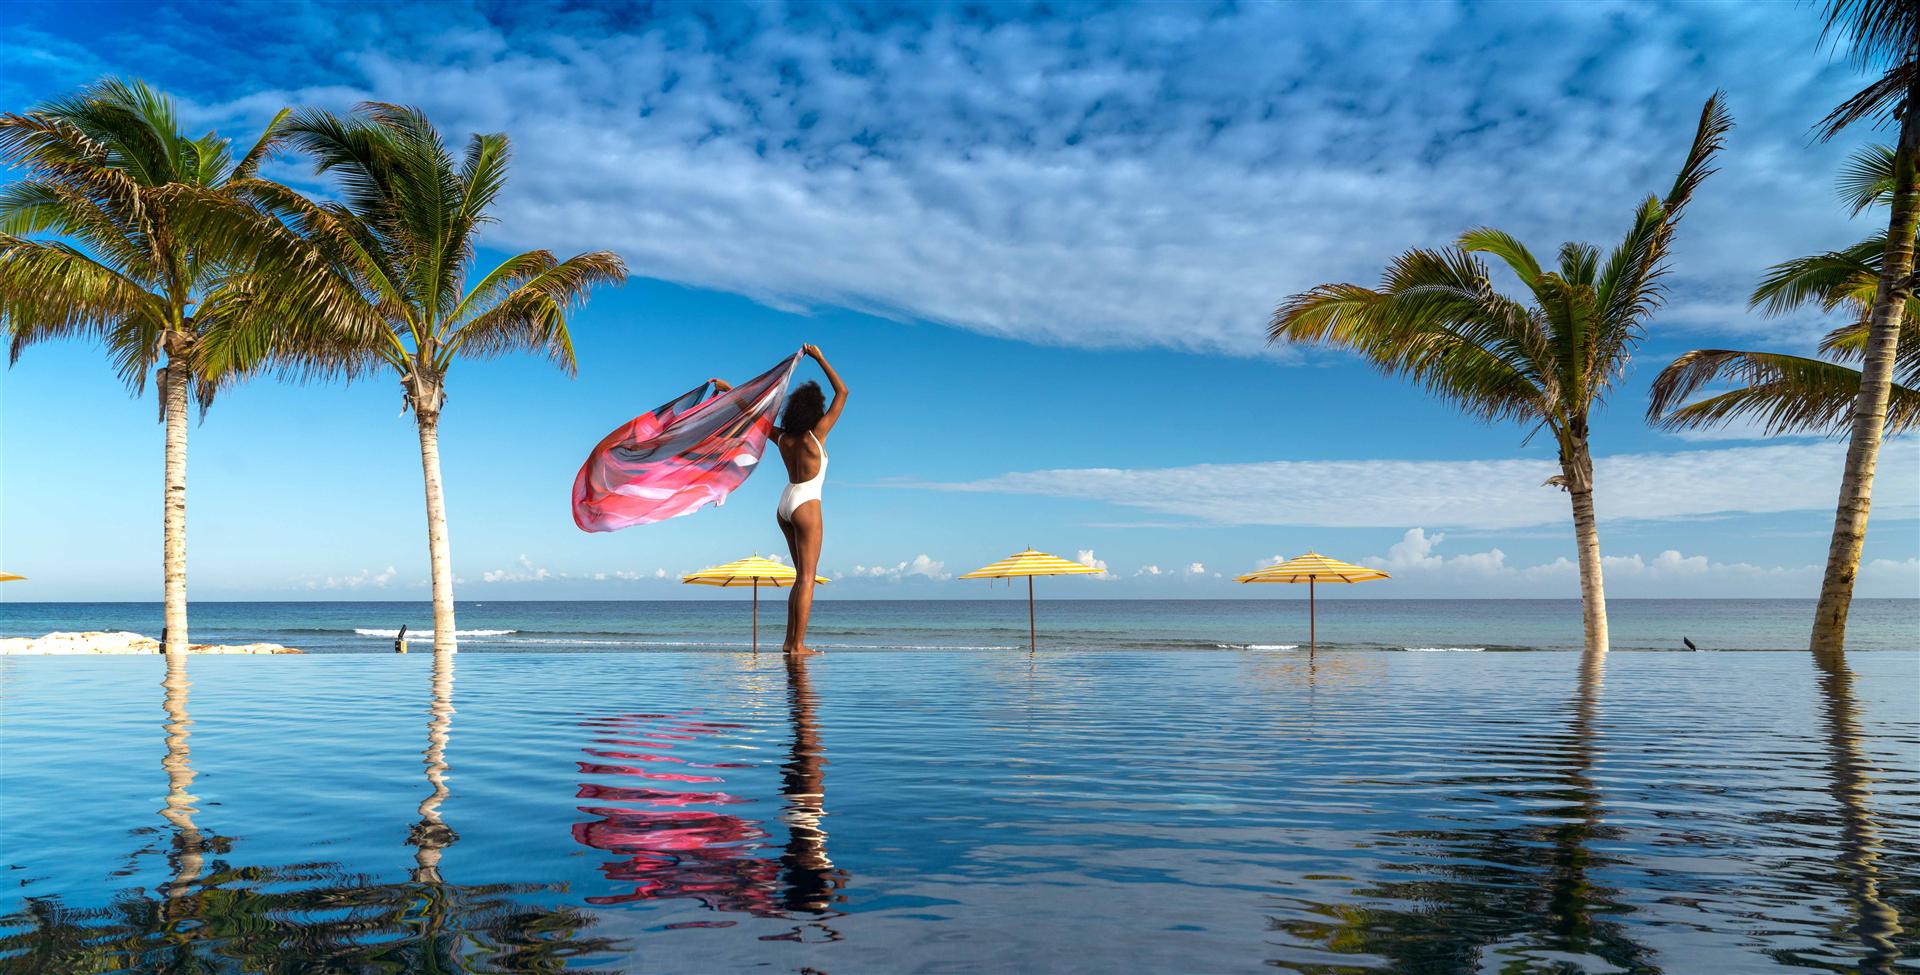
2, 650, 1914, 973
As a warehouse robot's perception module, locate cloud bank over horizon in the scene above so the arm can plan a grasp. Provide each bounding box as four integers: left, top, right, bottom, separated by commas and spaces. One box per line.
910, 442, 1920, 530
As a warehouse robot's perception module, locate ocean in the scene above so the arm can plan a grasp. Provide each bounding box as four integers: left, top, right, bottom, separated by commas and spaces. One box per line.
1, 597, 1915, 653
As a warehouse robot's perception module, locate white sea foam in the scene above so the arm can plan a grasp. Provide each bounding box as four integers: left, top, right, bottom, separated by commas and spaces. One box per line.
1218, 643, 1299, 651
354, 628, 516, 638
1405, 647, 1485, 652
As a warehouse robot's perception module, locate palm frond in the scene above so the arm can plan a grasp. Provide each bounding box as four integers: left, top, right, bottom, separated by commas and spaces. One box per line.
1458, 227, 1543, 284
1822, 0, 1920, 67
1650, 347, 1920, 436
1819, 315, 1920, 384
439, 250, 626, 373
1818, 61, 1919, 140
1751, 236, 1886, 315
0, 235, 167, 367
1837, 144, 1901, 213
231, 108, 291, 181
1661, 92, 1733, 221
1815, 0, 1919, 138
0, 113, 148, 230
1271, 247, 1550, 427
47, 78, 186, 187
0, 180, 156, 279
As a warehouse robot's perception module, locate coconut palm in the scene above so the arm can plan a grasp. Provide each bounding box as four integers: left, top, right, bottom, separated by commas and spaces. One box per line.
1801, 0, 1920, 654
205, 103, 625, 651
1649, 147, 1920, 439
0, 79, 289, 653
1268, 95, 1730, 655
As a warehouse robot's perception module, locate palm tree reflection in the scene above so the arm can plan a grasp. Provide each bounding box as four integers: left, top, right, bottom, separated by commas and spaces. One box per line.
1267, 650, 1649, 972
158, 653, 208, 897
1799, 652, 1903, 974
0, 652, 620, 973
571, 652, 848, 924
408, 650, 459, 883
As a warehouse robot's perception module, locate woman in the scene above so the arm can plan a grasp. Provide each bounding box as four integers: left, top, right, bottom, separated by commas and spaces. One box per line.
772, 345, 847, 655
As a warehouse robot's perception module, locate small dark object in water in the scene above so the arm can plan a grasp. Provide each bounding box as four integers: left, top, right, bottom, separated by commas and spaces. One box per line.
395, 625, 409, 655
1683, 637, 1699, 652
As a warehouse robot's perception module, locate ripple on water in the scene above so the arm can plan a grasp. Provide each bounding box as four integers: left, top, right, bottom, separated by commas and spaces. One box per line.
0, 649, 1914, 972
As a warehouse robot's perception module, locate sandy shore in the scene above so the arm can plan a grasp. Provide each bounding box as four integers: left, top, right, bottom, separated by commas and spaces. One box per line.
0, 631, 302, 655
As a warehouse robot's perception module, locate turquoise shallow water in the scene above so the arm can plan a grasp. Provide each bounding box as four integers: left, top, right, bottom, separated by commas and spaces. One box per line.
2, 598, 1916, 652
1, 648, 1915, 973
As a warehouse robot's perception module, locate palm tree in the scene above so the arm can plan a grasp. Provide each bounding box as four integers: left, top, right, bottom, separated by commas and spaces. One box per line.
1649, 146, 1919, 440
1268, 95, 1731, 655
205, 103, 625, 651
0, 79, 289, 654
1802, 0, 1920, 655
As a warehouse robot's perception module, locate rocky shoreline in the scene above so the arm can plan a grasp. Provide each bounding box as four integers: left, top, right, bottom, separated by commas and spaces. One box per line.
0, 631, 302, 655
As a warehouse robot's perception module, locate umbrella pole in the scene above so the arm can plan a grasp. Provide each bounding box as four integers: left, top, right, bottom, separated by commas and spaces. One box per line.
1309, 577, 1316, 657
1028, 576, 1036, 654
753, 583, 759, 654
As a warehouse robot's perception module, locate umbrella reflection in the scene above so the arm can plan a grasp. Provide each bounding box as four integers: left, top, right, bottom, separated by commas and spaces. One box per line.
1811, 652, 1903, 974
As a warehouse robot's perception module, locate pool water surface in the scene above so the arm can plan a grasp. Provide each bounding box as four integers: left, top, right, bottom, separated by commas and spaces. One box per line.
1, 649, 1914, 973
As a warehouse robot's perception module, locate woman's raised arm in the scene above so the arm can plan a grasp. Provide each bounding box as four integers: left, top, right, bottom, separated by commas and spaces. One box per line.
803, 344, 849, 438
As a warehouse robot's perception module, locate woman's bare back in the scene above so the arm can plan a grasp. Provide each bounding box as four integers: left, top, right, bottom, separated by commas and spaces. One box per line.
776, 429, 824, 483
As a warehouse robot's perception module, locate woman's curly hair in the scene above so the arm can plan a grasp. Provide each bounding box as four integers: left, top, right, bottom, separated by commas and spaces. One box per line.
780, 380, 826, 434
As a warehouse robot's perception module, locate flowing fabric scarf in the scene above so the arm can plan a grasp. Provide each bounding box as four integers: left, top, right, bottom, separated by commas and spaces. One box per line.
573, 353, 801, 532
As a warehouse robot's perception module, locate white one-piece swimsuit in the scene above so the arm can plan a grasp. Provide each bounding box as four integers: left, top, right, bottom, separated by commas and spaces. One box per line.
776, 431, 827, 524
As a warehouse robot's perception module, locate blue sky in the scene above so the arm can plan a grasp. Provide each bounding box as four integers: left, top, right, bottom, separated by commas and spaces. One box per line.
1, 0, 1916, 601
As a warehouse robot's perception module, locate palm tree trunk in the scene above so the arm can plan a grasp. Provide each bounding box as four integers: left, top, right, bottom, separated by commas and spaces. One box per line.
414, 402, 458, 652
1811, 94, 1920, 657
1564, 445, 1610, 655
161, 359, 189, 654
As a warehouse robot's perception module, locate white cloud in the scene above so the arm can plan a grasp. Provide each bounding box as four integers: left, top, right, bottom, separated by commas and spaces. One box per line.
848, 554, 948, 582
307, 565, 398, 590
1350, 528, 1920, 597
482, 554, 552, 584
1186, 562, 1208, 575
139, 2, 1876, 356
1074, 549, 1114, 579
606, 568, 671, 581
1135, 564, 1164, 576
917, 442, 1920, 530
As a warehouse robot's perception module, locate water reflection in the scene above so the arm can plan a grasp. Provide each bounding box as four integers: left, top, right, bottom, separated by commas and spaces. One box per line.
158, 653, 207, 896
1795, 652, 1904, 974
776, 652, 845, 918
408, 650, 458, 883
571, 653, 848, 927
1266, 650, 1652, 972
0, 653, 620, 974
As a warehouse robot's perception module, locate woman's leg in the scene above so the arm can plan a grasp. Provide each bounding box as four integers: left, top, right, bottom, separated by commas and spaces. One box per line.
785, 501, 823, 654
779, 514, 800, 652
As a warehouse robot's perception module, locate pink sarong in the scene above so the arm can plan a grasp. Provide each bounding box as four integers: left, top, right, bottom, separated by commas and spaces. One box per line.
572, 354, 801, 532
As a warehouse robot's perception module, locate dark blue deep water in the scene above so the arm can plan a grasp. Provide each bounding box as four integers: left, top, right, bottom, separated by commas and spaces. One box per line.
1, 646, 1915, 973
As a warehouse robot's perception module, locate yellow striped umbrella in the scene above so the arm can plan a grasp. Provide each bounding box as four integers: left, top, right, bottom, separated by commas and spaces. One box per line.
958, 549, 1103, 652
683, 556, 829, 652
0, 573, 24, 582
1235, 552, 1389, 654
